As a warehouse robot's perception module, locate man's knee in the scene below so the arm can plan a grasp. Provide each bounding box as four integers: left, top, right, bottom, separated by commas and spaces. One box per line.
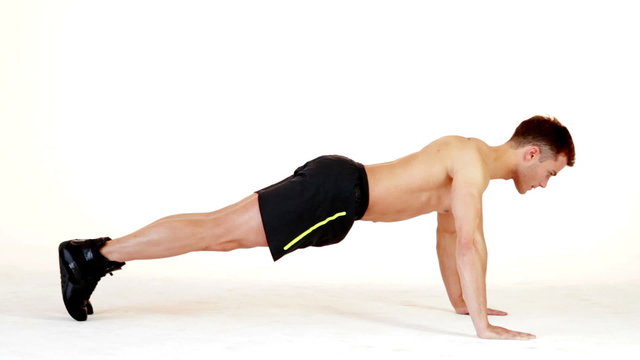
201, 194, 268, 251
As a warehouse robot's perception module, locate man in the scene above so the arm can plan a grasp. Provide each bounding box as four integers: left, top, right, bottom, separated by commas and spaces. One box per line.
59, 115, 575, 340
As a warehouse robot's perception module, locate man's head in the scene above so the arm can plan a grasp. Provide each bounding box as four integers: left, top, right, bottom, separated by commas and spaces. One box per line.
509, 115, 575, 194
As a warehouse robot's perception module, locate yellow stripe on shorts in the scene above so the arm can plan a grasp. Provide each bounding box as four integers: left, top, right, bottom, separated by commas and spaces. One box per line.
283, 211, 347, 251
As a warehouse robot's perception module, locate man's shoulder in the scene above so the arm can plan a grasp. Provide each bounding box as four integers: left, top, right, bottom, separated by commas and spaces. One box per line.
438, 137, 490, 186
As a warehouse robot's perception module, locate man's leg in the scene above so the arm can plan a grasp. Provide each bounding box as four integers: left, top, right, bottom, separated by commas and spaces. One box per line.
100, 193, 268, 262
59, 193, 268, 321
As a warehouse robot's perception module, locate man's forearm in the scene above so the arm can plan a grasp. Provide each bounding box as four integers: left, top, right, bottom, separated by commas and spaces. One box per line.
456, 239, 489, 334
436, 231, 466, 310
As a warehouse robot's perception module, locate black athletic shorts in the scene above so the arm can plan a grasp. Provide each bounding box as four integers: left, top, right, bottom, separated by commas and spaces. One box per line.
256, 155, 369, 261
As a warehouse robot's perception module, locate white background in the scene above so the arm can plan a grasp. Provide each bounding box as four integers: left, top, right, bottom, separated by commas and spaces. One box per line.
1, 1, 639, 359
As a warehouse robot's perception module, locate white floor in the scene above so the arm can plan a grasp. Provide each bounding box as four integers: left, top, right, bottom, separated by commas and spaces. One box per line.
1, 244, 639, 360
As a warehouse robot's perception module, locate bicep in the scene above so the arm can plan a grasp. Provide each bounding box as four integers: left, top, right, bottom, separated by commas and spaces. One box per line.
446, 144, 488, 244
436, 212, 457, 254
450, 174, 486, 243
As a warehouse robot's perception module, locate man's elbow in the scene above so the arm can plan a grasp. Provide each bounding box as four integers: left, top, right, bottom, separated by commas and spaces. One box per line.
456, 236, 479, 257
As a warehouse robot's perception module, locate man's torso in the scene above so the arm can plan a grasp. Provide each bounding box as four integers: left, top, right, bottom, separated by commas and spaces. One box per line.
362, 136, 490, 222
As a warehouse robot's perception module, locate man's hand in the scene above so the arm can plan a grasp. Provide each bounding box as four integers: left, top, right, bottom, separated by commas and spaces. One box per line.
455, 306, 508, 316
477, 324, 536, 340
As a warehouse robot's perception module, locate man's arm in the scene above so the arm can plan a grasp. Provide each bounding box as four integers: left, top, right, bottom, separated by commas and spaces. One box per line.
436, 213, 507, 316
449, 152, 535, 340
436, 212, 466, 312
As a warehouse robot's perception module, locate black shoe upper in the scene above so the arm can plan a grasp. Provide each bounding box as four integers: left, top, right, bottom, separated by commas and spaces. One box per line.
59, 237, 125, 321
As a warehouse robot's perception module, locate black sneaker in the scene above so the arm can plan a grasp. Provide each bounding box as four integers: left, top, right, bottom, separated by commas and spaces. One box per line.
58, 237, 125, 321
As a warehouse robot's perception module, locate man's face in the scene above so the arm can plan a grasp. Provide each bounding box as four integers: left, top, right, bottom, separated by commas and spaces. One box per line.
514, 148, 568, 194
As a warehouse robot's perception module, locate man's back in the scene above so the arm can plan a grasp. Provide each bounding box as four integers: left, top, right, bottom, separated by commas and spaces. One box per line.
363, 136, 489, 222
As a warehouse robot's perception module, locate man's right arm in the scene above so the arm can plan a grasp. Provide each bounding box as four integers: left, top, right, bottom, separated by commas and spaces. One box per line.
450, 175, 490, 334
449, 151, 535, 340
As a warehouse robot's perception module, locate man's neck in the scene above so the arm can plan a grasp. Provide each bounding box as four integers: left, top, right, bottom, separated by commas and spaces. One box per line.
487, 142, 518, 180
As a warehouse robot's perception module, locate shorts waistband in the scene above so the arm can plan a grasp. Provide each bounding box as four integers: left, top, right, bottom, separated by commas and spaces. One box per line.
354, 162, 369, 220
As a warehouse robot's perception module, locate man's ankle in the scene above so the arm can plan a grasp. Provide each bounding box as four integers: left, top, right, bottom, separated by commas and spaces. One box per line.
99, 239, 125, 263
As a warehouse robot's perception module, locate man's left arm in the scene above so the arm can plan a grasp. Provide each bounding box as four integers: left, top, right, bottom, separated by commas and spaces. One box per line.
436, 212, 507, 316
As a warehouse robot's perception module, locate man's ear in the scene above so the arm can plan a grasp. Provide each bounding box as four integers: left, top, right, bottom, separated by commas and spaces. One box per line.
524, 145, 541, 162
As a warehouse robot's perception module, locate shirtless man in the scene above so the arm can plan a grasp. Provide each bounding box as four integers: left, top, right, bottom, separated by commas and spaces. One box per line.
58, 115, 575, 340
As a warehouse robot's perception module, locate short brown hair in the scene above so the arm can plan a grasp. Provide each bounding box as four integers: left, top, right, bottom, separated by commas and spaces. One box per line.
509, 115, 575, 166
